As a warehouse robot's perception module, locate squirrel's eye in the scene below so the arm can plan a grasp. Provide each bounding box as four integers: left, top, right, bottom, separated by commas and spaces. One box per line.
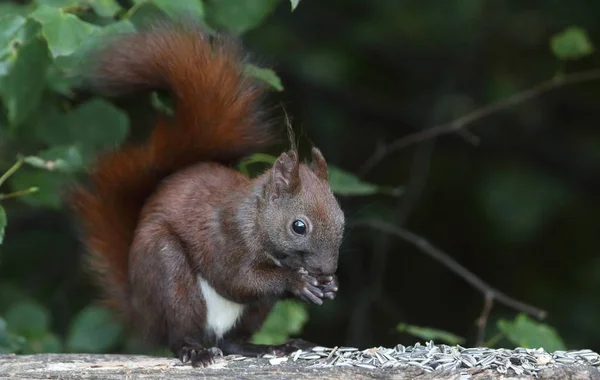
292, 220, 307, 235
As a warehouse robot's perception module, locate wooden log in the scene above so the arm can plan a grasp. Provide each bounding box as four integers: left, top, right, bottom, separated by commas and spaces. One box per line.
0, 353, 599, 379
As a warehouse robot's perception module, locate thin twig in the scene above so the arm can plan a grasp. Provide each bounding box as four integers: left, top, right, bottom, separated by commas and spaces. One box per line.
0, 158, 23, 188
476, 293, 495, 347
359, 68, 600, 176
0, 187, 39, 201
353, 219, 548, 320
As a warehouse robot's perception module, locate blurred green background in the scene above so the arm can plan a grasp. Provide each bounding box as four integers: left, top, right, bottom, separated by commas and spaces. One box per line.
1, 0, 599, 356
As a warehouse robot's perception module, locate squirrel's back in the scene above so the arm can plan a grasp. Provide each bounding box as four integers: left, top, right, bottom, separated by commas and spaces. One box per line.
68, 22, 276, 314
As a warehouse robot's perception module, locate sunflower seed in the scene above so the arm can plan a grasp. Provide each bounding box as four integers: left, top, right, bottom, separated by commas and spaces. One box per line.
257, 341, 599, 376
269, 357, 288, 365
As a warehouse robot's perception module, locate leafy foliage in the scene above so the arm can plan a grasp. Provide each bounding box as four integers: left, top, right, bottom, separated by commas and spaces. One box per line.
31, 6, 100, 58
205, 0, 279, 35
0, 159, 39, 243
252, 300, 309, 345
5, 300, 50, 338
0, 21, 50, 129
132, 0, 205, 22
4, 300, 62, 354
66, 305, 123, 353
497, 314, 566, 352
328, 166, 403, 197
245, 64, 284, 91
551, 26, 594, 61
0, 317, 26, 354
0, 15, 27, 77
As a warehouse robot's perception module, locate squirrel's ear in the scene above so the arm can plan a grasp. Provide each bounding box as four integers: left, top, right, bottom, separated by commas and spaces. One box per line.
269, 151, 300, 199
310, 147, 329, 182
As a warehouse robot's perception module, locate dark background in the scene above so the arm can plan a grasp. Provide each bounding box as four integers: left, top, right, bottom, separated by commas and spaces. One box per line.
1, 0, 599, 354
242, 0, 600, 351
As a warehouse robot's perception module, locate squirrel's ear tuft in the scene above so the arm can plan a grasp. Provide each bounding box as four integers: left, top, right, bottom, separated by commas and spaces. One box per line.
310, 147, 329, 182
269, 151, 300, 199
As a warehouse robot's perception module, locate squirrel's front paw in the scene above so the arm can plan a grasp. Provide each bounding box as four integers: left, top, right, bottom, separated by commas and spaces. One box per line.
316, 274, 338, 300
289, 268, 324, 305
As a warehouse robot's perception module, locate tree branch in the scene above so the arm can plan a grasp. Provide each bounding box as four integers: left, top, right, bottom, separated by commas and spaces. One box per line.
359, 68, 600, 176
353, 220, 548, 320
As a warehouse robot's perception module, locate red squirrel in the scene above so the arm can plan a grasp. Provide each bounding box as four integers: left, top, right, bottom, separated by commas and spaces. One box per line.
68, 22, 345, 367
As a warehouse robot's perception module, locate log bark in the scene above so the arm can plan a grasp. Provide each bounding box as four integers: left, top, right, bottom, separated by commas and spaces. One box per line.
0, 353, 599, 379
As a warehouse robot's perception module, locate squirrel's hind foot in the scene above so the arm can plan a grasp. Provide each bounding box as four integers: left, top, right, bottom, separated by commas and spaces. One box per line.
178, 345, 223, 368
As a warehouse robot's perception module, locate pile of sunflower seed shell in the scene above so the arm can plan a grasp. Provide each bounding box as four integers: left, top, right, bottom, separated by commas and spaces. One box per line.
254, 341, 600, 377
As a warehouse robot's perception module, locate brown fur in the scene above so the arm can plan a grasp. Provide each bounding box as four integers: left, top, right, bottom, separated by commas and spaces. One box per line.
68, 22, 344, 367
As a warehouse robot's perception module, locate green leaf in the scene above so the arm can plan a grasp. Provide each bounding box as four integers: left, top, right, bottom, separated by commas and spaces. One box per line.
132, 0, 204, 21
89, 0, 123, 18
237, 155, 401, 197
54, 19, 136, 72
497, 313, 566, 352
0, 317, 27, 354
237, 153, 277, 176
328, 166, 403, 197
290, 0, 301, 11
45, 63, 75, 97
30, 5, 101, 58
35, 98, 129, 163
34, 0, 82, 7
244, 64, 284, 91
0, 22, 50, 128
252, 300, 308, 345
396, 323, 465, 346
66, 99, 130, 157
0, 206, 6, 245
126, 1, 164, 28
9, 168, 71, 209
5, 301, 51, 339
0, 3, 28, 17
205, 0, 279, 35
23, 332, 62, 354
0, 14, 27, 77
550, 26, 594, 61
24, 145, 86, 173
67, 305, 123, 353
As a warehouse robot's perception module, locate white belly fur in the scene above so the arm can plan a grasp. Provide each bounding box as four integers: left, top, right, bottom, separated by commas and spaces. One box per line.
197, 275, 245, 339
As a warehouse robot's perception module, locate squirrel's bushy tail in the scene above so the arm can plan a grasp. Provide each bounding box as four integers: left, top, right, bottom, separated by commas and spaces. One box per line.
69, 23, 275, 315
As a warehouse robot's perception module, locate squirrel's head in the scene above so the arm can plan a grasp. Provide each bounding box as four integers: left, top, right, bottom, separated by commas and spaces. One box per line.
259, 148, 344, 275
